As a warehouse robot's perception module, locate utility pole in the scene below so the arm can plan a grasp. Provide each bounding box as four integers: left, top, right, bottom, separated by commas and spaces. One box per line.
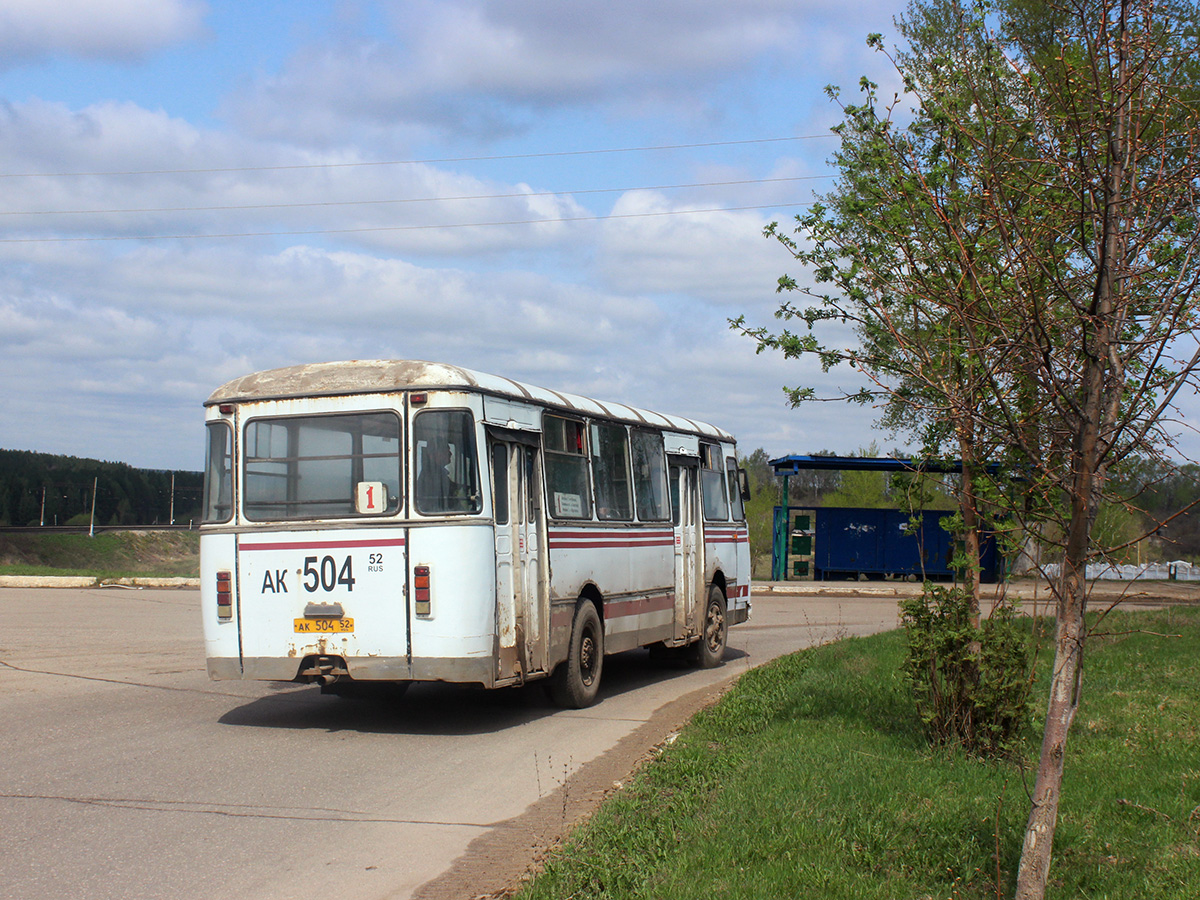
89, 476, 97, 537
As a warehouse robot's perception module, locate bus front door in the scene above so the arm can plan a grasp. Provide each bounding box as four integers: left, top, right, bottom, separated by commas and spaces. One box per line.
491, 440, 548, 682
671, 462, 704, 641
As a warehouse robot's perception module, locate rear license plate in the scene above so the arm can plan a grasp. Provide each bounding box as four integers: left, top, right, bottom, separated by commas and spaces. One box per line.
294, 617, 354, 634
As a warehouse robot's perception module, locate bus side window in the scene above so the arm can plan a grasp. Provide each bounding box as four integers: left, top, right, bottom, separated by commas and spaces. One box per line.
491, 444, 509, 525
726, 457, 745, 522
631, 429, 669, 521
700, 443, 730, 521
543, 414, 592, 519
591, 422, 633, 520
203, 421, 233, 523
670, 465, 681, 526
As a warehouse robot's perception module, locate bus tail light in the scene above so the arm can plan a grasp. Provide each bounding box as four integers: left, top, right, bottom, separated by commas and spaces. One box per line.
216, 570, 233, 620
414, 565, 431, 617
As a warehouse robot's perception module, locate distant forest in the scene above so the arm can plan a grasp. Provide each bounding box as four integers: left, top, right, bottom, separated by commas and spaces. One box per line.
0, 449, 203, 527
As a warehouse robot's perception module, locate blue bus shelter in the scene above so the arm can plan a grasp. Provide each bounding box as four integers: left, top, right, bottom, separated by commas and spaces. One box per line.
769, 455, 1000, 582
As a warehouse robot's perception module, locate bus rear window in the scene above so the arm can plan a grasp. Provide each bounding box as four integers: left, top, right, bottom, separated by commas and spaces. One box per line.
243, 412, 401, 520
413, 410, 482, 515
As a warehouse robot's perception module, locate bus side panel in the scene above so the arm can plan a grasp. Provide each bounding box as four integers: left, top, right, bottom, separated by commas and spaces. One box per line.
729, 523, 752, 624
407, 523, 499, 685
235, 528, 408, 680
200, 532, 241, 679
705, 523, 752, 624
546, 526, 675, 655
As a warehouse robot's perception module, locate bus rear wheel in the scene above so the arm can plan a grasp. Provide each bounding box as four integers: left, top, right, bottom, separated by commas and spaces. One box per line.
690, 585, 727, 668
549, 601, 603, 708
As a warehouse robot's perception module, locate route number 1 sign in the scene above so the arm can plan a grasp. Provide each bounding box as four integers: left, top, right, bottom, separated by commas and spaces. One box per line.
355, 481, 387, 514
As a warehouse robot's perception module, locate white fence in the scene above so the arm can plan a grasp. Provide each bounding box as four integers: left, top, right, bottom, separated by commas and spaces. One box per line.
1040, 561, 1200, 582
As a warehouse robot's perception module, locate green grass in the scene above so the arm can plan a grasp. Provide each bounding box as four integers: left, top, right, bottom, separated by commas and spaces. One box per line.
519, 607, 1200, 899
0, 530, 199, 578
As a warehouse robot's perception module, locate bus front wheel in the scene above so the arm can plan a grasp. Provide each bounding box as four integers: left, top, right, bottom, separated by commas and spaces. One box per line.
549, 601, 603, 708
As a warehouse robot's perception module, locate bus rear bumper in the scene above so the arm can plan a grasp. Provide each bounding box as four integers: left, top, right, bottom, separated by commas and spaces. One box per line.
207, 654, 499, 687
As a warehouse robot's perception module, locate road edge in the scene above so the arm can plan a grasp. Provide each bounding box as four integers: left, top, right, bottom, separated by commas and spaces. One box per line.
409, 676, 736, 900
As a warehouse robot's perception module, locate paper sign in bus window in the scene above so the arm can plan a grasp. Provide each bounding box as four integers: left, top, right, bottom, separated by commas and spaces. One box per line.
554, 492, 583, 518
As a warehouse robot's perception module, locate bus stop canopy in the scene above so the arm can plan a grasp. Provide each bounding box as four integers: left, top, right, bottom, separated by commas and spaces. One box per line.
769, 455, 972, 475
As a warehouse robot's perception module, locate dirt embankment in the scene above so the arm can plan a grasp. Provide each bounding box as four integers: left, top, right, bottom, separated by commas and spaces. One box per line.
0, 530, 199, 577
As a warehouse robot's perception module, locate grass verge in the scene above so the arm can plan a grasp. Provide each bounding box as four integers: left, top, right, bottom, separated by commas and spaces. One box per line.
518, 607, 1200, 899
0, 530, 199, 578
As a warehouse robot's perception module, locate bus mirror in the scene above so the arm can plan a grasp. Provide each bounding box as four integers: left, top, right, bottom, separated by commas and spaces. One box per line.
738, 468, 751, 502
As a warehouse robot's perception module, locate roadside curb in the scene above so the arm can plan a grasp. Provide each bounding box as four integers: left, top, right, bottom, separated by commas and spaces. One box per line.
752, 578, 1198, 604
753, 580, 920, 598
0, 575, 200, 589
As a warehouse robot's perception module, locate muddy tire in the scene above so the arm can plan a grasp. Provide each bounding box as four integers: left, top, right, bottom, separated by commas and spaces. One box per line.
689, 585, 727, 668
549, 601, 603, 708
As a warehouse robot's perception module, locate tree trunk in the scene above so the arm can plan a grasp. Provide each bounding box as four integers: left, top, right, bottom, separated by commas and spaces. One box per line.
957, 450, 983, 626
1013, 557, 1086, 899
1016, 7, 1131, 894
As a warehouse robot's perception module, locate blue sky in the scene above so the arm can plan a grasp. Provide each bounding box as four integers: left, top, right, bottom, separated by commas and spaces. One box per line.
0, 1, 946, 470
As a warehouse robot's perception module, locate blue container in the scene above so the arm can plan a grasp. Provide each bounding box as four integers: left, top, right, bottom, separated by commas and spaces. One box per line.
812, 507, 998, 581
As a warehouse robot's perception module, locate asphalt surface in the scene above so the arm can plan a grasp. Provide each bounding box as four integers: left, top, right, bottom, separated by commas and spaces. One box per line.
1, 577, 1192, 899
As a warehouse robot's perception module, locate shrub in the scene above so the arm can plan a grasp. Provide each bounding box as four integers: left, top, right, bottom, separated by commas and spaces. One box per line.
901, 584, 1031, 756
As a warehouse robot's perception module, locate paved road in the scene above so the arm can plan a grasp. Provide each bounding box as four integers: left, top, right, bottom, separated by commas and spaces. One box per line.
0, 586, 903, 900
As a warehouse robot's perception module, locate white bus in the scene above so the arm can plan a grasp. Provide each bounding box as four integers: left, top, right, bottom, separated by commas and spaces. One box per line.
200, 360, 750, 707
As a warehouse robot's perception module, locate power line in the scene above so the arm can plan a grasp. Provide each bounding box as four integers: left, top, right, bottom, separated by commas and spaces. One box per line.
0, 134, 834, 180
0, 175, 831, 218
0, 202, 815, 244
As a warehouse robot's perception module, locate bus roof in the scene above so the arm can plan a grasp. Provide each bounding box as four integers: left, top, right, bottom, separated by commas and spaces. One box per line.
206, 359, 735, 442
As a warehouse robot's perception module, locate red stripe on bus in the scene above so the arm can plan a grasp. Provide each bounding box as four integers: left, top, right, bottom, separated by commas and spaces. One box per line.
705, 530, 748, 544
239, 538, 407, 551
549, 529, 675, 539
548, 539, 675, 550
548, 532, 674, 549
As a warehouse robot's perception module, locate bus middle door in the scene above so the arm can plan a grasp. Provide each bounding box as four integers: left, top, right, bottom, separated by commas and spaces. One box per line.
491, 438, 548, 682
671, 461, 704, 642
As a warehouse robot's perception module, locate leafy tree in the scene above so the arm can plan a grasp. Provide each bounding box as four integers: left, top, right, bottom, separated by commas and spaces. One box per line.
740, 449, 782, 573
736, 1, 1200, 896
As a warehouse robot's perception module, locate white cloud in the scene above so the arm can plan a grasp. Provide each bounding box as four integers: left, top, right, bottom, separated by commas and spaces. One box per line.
0, 99, 591, 256
596, 191, 795, 305
0, 0, 207, 66
226, 0, 892, 143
